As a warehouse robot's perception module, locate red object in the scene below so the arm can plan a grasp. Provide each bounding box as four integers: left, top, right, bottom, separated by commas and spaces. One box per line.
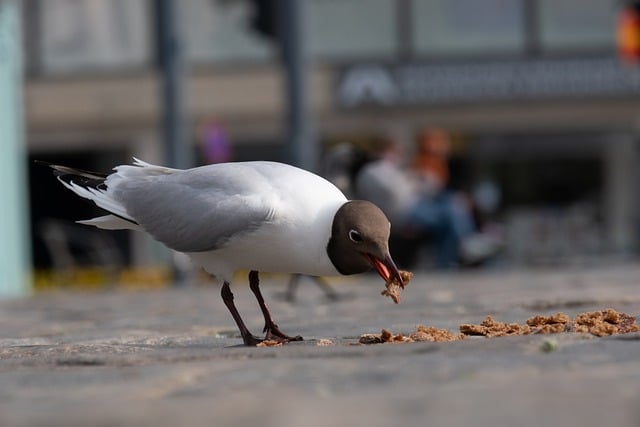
618, 3, 640, 63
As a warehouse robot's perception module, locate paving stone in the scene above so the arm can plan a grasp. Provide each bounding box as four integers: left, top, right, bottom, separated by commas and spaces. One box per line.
1, 265, 640, 427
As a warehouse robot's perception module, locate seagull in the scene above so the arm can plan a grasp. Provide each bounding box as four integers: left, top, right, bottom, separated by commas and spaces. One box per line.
44, 159, 403, 346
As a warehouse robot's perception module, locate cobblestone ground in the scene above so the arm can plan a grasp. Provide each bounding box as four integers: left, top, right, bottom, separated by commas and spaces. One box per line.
1, 264, 640, 427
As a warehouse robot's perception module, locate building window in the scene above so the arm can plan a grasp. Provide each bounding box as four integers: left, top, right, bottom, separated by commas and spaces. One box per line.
412, 0, 526, 57
308, 0, 397, 60
538, 0, 616, 54
38, 0, 151, 74
184, 0, 274, 64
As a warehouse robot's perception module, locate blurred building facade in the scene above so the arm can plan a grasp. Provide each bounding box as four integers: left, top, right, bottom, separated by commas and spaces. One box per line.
24, 0, 640, 271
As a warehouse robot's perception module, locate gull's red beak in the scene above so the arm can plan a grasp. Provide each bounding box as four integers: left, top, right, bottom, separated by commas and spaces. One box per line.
364, 253, 404, 286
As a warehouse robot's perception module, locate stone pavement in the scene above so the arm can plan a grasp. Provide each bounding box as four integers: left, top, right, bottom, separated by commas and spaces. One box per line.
1, 264, 640, 427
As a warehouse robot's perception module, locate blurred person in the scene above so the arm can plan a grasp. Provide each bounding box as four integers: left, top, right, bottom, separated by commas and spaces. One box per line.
354, 138, 416, 229
411, 128, 452, 193
322, 142, 370, 199
355, 135, 497, 269
412, 128, 502, 264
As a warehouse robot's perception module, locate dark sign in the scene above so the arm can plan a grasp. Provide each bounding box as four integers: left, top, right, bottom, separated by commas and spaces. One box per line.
337, 57, 640, 107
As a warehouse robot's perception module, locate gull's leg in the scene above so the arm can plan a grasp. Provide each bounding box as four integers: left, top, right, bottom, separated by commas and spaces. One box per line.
249, 270, 303, 342
220, 281, 262, 346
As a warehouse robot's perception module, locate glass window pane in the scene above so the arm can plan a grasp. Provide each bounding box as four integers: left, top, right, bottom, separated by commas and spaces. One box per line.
538, 0, 616, 53
39, 0, 151, 73
184, 0, 274, 63
413, 0, 525, 56
308, 0, 397, 59
185, 0, 397, 64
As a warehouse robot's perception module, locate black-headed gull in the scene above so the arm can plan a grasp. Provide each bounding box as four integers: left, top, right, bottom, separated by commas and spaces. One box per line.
45, 159, 403, 346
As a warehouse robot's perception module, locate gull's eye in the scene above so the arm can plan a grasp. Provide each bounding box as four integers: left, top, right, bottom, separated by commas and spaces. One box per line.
349, 229, 363, 243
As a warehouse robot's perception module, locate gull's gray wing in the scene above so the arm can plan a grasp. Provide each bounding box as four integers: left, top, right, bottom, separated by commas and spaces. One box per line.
112, 164, 278, 252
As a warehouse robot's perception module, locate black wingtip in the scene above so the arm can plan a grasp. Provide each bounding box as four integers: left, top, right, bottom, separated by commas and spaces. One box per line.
34, 159, 53, 168
34, 160, 67, 177
35, 161, 108, 180
37, 161, 109, 191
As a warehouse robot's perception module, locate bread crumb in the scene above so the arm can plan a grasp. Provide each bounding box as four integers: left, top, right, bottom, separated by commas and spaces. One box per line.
256, 340, 283, 347
460, 315, 531, 337
381, 270, 413, 304
458, 323, 486, 336
572, 309, 640, 336
460, 309, 639, 338
526, 312, 571, 326
410, 325, 465, 342
359, 325, 464, 344
602, 308, 620, 324
358, 309, 638, 345
536, 323, 568, 334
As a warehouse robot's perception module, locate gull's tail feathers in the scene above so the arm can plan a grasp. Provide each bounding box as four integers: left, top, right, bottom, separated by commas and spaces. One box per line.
39, 160, 143, 231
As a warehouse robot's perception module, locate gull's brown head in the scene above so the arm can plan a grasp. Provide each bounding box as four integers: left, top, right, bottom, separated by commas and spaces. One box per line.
327, 200, 403, 285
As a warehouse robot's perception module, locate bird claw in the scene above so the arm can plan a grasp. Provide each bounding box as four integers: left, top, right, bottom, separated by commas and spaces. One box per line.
240, 327, 303, 346
264, 324, 303, 343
